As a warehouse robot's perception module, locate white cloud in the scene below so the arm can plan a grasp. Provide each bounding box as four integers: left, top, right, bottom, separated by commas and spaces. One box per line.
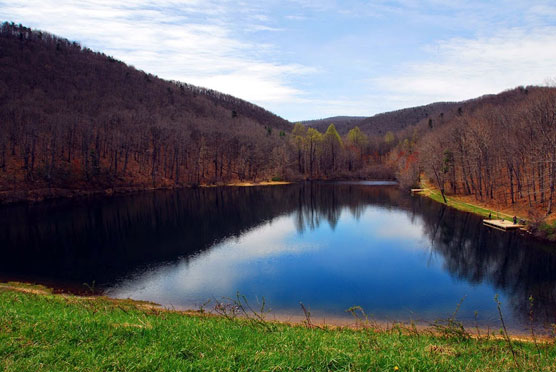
245, 24, 283, 32
0, 0, 311, 105
373, 27, 556, 106
358, 208, 427, 242
189, 72, 304, 103
2, 0, 556, 119
285, 0, 337, 12
290, 97, 376, 121
107, 216, 320, 306
285, 15, 307, 21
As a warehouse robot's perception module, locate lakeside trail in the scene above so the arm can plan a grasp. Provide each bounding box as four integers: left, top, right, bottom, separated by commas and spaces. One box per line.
1, 283, 555, 372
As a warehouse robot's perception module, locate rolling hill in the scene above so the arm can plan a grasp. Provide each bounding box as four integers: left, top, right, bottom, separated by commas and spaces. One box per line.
0, 22, 292, 200
302, 88, 539, 138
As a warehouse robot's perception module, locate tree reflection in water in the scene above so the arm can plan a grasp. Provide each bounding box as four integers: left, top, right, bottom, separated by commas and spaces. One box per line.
1, 182, 555, 327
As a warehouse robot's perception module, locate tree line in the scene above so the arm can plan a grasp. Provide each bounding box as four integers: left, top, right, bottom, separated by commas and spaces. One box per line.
393, 86, 556, 220
289, 123, 391, 179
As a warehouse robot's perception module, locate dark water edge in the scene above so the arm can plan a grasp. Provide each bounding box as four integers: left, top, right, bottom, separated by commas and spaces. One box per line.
1, 182, 556, 332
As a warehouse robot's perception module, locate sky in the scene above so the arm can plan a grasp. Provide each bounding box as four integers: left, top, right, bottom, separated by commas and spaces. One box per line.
1, 1, 556, 121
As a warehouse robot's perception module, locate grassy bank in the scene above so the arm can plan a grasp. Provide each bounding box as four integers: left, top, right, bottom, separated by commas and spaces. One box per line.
415, 183, 556, 243
1, 284, 555, 371
416, 182, 522, 223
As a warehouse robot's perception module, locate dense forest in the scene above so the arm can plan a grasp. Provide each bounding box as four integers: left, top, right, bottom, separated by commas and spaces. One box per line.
301, 116, 366, 133
391, 86, 556, 225
305, 102, 459, 136
0, 23, 288, 193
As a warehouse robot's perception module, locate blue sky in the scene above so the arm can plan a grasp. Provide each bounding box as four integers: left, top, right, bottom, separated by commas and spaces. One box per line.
2, 1, 556, 121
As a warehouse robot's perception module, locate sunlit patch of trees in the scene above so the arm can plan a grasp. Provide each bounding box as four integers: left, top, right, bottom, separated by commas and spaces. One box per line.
288, 123, 392, 180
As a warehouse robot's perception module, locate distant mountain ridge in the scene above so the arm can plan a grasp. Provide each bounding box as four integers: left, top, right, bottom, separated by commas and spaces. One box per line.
301, 103, 457, 136
300, 116, 366, 129
302, 102, 459, 136
301, 87, 538, 137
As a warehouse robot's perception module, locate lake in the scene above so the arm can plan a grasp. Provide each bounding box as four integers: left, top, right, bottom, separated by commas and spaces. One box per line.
1, 182, 555, 332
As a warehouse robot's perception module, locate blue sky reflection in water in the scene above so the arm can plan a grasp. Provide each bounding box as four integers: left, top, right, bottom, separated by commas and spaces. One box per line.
2, 182, 555, 331
106, 186, 514, 329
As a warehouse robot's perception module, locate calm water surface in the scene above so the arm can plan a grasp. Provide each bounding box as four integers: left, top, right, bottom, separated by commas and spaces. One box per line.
2, 182, 556, 331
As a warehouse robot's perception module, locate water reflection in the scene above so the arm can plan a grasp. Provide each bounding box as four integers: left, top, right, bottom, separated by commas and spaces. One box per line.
1, 182, 555, 330
420, 204, 556, 327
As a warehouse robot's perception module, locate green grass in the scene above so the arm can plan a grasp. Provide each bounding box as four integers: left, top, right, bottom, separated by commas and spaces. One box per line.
537, 220, 556, 241
421, 188, 520, 222
1, 284, 555, 371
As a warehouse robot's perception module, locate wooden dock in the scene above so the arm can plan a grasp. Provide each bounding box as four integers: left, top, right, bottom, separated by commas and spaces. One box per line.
483, 219, 525, 231
411, 188, 425, 193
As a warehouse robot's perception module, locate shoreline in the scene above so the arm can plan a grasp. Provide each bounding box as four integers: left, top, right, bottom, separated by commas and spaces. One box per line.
0, 180, 295, 206
414, 182, 524, 223
203, 180, 293, 187
0, 178, 399, 206
2, 281, 555, 371
413, 186, 556, 244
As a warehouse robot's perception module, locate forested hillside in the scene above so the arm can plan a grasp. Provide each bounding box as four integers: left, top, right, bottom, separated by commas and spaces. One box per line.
391, 86, 556, 226
0, 23, 395, 202
0, 23, 295, 199
304, 88, 543, 137
305, 103, 459, 136
301, 116, 366, 133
